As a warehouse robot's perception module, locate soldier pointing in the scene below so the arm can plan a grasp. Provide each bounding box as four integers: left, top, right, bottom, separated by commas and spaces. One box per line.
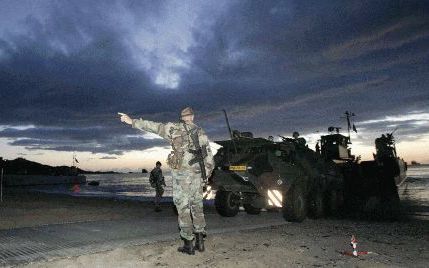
118, 107, 215, 255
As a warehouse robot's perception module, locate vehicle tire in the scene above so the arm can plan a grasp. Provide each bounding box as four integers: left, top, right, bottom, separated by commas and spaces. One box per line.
243, 203, 261, 215
326, 189, 343, 217
308, 189, 325, 219
215, 190, 240, 217
335, 189, 345, 215
283, 185, 307, 222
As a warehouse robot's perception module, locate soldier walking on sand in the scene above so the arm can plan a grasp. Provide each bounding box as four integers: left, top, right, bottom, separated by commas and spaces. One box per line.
118, 107, 214, 255
150, 161, 165, 212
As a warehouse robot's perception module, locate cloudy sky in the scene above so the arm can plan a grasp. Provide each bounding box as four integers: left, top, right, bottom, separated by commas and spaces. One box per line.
0, 0, 428, 171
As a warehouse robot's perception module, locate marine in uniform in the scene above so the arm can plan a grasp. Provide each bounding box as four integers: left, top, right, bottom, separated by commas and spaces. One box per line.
293, 131, 307, 146
150, 161, 165, 212
118, 107, 214, 255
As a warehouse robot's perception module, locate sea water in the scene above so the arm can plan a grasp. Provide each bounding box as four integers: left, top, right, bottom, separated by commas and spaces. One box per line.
29, 172, 174, 202
28, 166, 429, 213
399, 165, 429, 215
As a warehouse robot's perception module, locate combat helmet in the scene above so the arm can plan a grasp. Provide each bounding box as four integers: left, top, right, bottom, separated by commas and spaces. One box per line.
181, 107, 194, 117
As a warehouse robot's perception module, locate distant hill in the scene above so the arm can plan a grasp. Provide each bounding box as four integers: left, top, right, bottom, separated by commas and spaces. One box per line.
0, 157, 119, 175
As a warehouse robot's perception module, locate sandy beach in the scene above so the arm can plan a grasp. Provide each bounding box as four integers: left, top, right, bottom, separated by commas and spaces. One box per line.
0, 189, 427, 268
0, 190, 165, 230
22, 219, 429, 268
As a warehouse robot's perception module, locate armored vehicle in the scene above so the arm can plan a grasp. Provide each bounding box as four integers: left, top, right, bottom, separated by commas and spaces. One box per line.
209, 124, 344, 222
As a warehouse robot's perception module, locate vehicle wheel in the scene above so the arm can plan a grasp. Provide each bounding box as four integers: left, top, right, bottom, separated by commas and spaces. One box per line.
336, 189, 345, 214
283, 185, 307, 222
308, 189, 325, 219
326, 189, 343, 217
243, 203, 261, 215
215, 190, 240, 217
266, 207, 280, 213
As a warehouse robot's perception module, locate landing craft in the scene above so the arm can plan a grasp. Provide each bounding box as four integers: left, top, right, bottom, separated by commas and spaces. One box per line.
320, 111, 407, 218
323, 129, 407, 218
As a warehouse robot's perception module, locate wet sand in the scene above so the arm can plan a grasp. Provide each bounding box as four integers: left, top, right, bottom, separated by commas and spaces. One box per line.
22, 218, 429, 268
0, 190, 167, 230
1, 189, 428, 267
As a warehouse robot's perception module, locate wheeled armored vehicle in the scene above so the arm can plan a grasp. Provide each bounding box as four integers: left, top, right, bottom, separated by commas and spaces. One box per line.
208, 130, 344, 222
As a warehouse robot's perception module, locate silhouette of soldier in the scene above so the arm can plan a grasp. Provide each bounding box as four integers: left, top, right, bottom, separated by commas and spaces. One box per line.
292, 131, 306, 146
150, 161, 165, 212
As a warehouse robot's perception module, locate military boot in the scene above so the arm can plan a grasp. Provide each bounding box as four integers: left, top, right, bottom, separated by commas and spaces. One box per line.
194, 233, 205, 252
177, 238, 195, 255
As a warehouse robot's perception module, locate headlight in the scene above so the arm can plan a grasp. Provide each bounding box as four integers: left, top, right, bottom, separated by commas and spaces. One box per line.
267, 189, 283, 207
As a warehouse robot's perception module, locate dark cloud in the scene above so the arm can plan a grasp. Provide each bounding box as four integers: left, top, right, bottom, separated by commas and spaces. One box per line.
0, 4, 165, 124
7, 136, 165, 155
0, 0, 428, 156
355, 112, 429, 144
181, 0, 429, 138
0, 126, 165, 154
17, 152, 44, 156
100, 156, 117, 160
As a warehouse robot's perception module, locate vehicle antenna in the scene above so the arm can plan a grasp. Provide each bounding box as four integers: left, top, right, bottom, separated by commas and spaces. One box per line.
222, 109, 237, 154
344, 111, 356, 142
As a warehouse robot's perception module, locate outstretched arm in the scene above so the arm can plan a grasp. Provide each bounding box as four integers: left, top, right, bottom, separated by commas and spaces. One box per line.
118, 112, 172, 140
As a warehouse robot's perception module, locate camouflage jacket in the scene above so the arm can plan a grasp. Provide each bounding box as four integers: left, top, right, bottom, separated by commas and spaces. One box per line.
132, 119, 215, 175
149, 167, 165, 187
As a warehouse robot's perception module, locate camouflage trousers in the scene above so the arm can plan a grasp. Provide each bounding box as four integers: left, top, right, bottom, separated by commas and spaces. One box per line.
155, 184, 164, 198
154, 184, 164, 208
172, 169, 206, 241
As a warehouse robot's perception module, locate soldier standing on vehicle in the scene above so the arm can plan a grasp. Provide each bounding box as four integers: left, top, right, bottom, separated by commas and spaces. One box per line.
118, 107, 214, 255
293, 131, 307, 146
315, 141, 320, 154
150, 161, 165, 212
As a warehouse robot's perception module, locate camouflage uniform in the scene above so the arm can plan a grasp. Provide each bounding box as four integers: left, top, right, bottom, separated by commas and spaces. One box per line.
150, 166, 165, 198
132, 118, 214, 240
150, 165, 165, 210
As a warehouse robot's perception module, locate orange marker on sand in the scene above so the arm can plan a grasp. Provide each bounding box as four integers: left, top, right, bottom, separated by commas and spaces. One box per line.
341, 235, 370, 257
